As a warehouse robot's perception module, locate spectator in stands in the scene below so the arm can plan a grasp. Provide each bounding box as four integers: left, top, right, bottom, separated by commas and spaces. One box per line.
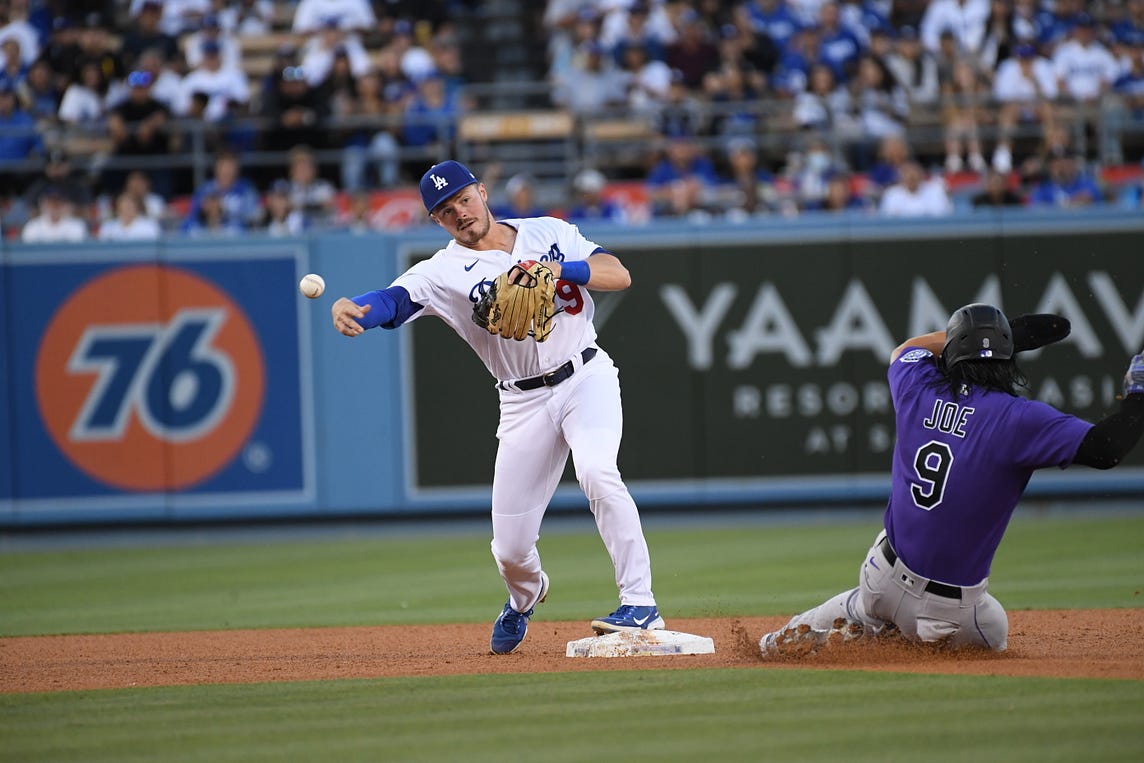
1112, 42, 1144, 117
601, 1, 672, 65
284, 145, 338, 226
720, 136, 777, 217
262, 178, 306, 236
292, 0, 376, 37
879, 160, 954, 216
120, 0, 179, 71
1017, 122, 1076, 187
547, 5, 602, 90
74, 15, 125, 87
773, 24, 820, 96
717, 15, 779, 85
41, 17, 82, 91
743, 0, 805, 54
390, 19, 436, 82
868, 133, 911, 190
942, 59, 989, 173
301, 17, 374, 87
58, 59, 108, 127
816, 1, 863, 83
16, 58, 59, 126
335, 188, 376, 233
646, 132, 720, 218
493, 173, 548, 219
665, 9, 721, 91
793, 62, 857, 133
97, 191, 162, 240
184, 13, 242, 74
400, 70, 462, 152
1036, 0, 1086, 51
260, 64, 326, 152
129, 0, 211, 38
620, 40, 673, 115
850, 54, 910, 168
838, 0, 890, 48
317, 46, 359, 116
1114, 0, 1144, 48
655, 68, 708, 137
177, 39, 250, 123
107, 48, 182, 110
885, 25, 940, 107
0, 0, 39, 67
21, 185, 89, 242
703, 55, 764, 140
566, 168, 626, 224
977, 0, 1018, 71
920, 0, 990, 60
338, 68, 405, 191
220, 0, 276, 37
97, 169, 167, 225
785, 133, 840, 209
552, 40, 628, 115
823, 171, 871, 212
991, 42, 1057, 173
1027, 152, 1103, 208
107, 69, 175, 197
1052, 13, 1120, 104
0, 37, 27, 93
972, 167, 1026, 207
181, 149, 260, 234
22, 150, 94, 218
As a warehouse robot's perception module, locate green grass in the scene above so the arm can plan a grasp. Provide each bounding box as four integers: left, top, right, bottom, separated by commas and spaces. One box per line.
2, 512, 1142, 762
2, 669, 1142, 763
1, 513, 1141, 636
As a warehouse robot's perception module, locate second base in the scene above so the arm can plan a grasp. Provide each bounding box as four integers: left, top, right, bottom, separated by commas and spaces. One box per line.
566, 630, 715, 658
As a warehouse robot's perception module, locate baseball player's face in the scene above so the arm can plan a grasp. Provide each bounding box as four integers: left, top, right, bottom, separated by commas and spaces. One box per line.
431, 183, 493, 247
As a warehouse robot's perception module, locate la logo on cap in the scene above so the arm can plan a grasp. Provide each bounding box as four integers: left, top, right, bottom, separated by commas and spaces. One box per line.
431, 174, 448, 190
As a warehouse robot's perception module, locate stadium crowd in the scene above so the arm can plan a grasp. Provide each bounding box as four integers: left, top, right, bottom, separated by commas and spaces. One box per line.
1, 0, 1142, 241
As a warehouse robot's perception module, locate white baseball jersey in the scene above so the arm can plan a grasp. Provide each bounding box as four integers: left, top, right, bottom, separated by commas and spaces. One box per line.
1053, 40, 1121, 100
392, 216, 601, 383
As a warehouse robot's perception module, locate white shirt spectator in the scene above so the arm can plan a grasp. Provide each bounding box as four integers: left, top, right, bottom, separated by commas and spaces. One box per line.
130, 0, 211, 37
184, 32, 244, 73
920, 0, 990, 56
625, 58, 674, 111
598, 3, 678, 52
1053, 39, 1121, 101
0, 16, 38, 65
98, 216, 161, 241
22, 213, 89, 243
300, 36, 374, 85
177, 66, 250, 121
218, 0, 276, 36
57, 83, 106, 125
880, 174, 954, 217
292, 0, 376, 35
993, 56, 1058, 102
788, 0, 831, 26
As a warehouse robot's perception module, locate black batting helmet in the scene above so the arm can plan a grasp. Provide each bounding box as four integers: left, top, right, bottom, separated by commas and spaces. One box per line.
941, 303, 1014, 370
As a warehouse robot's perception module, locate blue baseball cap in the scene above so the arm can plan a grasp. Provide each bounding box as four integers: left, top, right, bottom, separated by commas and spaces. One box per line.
419, 160, 478, 212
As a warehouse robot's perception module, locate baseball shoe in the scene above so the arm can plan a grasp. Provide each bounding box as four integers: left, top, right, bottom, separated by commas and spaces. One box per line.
590, 605, 664, 634
489, 572, 549, 655
758, 623, 829, 658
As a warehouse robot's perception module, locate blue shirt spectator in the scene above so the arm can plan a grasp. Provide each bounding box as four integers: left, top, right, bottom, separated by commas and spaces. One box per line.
180, 151, 261, 234
646, 134, 719, 217
0, 82, 41, 161
567, 168, 627, 224
1112, 10, 1144, 47
816, 2, 864, 82
1028, 154, 1103, 208
746, 0, 804, 53
401, 73, 461, 148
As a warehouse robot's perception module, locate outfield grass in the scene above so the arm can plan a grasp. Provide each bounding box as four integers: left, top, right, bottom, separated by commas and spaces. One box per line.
1, 512, 1141, 762
1, 669, 1142, 763
0, 513, 1141, 637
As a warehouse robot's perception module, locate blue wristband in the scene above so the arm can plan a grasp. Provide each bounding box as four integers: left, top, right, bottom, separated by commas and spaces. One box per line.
560, 259, 590, 285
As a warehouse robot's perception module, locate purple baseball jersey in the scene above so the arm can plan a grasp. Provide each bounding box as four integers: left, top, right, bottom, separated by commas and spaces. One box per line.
883, 348, 1093, 586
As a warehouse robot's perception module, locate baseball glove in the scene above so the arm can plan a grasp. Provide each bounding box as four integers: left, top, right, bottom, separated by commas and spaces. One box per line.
472, 261, 557, 342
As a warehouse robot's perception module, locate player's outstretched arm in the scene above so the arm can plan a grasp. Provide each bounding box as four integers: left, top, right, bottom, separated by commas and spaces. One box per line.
547, 253, 632, 292
890, 331, 946, 363
1072, 353, 1144, 469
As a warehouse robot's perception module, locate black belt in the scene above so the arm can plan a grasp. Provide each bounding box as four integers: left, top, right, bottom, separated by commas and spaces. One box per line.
878, 536, 963, 599
510, 347, 597, 391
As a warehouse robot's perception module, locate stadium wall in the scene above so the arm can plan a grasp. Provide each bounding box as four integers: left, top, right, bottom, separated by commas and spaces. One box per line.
2, 210, 1142, 526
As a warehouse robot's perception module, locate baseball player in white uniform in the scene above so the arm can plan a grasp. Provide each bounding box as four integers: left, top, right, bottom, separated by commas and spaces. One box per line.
330, 160, 664, 654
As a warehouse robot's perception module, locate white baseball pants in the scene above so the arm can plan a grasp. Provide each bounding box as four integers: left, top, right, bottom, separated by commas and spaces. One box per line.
489, 348, 656, 614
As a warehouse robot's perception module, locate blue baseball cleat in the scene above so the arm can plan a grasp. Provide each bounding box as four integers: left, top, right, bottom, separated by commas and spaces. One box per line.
490, 572, 549, 654
590, 604, 665, 634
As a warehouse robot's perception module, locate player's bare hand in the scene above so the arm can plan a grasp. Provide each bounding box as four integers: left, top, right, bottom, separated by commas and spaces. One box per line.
332, 297, 370, 337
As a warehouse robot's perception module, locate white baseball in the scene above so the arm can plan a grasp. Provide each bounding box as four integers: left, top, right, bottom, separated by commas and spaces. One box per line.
299, 273, 325, 299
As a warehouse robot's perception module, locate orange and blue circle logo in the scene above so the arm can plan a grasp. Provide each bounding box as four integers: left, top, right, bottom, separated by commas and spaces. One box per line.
35, 264, 266, 492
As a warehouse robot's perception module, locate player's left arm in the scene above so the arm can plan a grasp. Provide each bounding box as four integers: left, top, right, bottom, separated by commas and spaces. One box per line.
1071, 353, 1144, 469
890, 331, 946, 363
545, 252, 631, 291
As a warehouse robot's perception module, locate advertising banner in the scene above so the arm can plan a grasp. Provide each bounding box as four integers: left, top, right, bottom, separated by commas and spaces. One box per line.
2, 250, 311, 514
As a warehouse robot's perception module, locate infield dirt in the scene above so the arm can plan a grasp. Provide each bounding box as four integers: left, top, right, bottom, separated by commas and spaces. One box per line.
2, 609, 1140, 694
